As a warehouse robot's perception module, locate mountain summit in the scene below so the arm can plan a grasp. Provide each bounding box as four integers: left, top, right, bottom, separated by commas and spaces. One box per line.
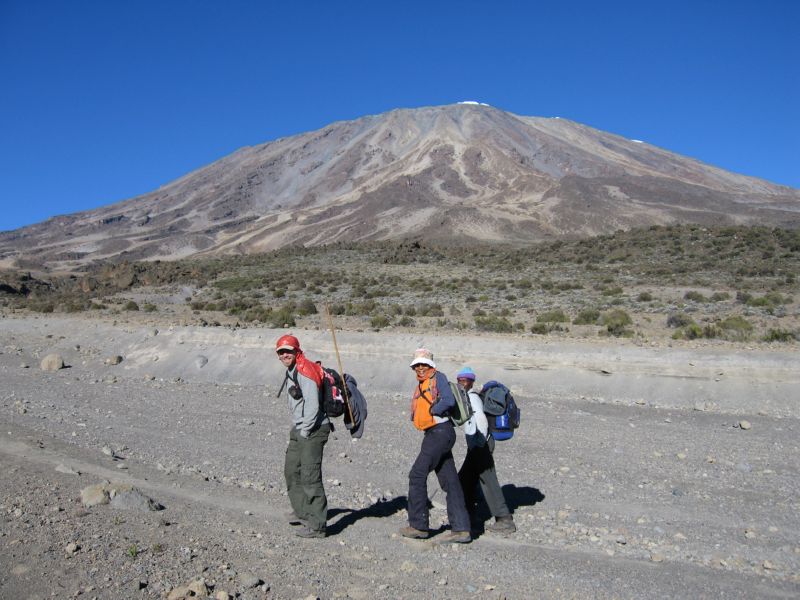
2, 103, 798, 270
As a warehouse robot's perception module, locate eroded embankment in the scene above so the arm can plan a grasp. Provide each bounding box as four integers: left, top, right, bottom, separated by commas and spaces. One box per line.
2, 316, 797, 418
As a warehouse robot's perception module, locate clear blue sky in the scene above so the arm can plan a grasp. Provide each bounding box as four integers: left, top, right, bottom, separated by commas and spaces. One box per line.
1, 0, 798, 232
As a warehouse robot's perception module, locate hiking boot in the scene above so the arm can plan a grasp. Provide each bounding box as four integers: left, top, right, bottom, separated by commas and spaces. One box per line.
294, 526, 326, 538
285, 511, 304, 526
440, 530, 471, 544
398, 526, 429, 539
486, 516, 516, 533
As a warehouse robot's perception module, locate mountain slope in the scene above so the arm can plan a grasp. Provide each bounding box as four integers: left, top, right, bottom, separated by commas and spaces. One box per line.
2, 103, 798, 271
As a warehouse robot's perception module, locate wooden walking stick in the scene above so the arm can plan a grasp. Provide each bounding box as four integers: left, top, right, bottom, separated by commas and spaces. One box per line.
324, 304, 354, 425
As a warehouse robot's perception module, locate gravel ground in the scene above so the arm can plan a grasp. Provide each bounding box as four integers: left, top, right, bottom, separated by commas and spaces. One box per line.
1, 315, 798, 599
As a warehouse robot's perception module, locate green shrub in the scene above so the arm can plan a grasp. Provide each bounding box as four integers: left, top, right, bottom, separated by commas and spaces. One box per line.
143, 303, 157, 312
747, 292, 788, 308
667, 313, 694, 328
601, 286, 624, 296
709, 291, 731, 302
214, 277, 261, 293
718, 315, 753, 341
636, 291, 654, 302
684, 291, 707, 302
600, 309, 633, 337
123, 300, 139, 311
530, 323, 549, 335
296, 298, 317, 315
398, 316, 415, 327
417, 302, 444, 317
573, 309, 600, 325
475, 315, 514, 333
242, 306, 272, 322
537, 309, 568, 323
370, 314, 391, 329
268, 306, 296, 328
762, 329, 796, 342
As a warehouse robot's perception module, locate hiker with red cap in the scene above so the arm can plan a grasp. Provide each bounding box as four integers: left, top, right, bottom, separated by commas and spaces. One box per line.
456, 366, 516, 534
399, 348, 472, 543
275, 334, 330, 538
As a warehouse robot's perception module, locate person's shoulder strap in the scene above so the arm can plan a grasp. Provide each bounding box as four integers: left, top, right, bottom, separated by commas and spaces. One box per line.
276, 369, 298, 398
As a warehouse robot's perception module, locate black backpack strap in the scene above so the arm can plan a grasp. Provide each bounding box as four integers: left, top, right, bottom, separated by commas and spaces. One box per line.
276, 370, 299, 398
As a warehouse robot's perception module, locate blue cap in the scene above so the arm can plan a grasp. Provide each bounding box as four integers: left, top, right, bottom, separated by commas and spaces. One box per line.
456, 366, 476, 381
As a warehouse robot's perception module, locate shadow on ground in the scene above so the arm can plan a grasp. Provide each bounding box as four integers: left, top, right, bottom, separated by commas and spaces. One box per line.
326, 496, 407, 536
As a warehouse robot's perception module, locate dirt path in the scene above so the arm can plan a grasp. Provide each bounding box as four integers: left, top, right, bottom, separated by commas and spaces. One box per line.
1, 315, 798, 599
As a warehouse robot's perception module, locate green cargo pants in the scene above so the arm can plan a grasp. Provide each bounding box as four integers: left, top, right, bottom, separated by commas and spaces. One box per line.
284, 423, 331, 532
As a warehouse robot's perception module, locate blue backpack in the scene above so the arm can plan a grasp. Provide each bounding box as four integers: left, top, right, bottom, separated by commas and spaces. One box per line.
479, 381, 521, 441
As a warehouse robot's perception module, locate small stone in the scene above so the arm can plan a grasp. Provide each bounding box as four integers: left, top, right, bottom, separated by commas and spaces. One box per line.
738, 420, 752, 430
744, 529, 756, 539
239, 573, 262, 589
762, 560, 775, 570
65, 542, 80, 555
40, 354, 64, 371
105, 355, 123, 365
676, 453, 687, 460
649, 552, 665, 562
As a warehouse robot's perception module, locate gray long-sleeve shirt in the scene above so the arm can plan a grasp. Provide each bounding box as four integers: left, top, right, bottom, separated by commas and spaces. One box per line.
286, 366, 327, 438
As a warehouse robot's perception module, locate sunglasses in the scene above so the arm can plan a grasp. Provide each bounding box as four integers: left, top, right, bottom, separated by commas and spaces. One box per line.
411, 363, 431, 370
277, 349, 295, 356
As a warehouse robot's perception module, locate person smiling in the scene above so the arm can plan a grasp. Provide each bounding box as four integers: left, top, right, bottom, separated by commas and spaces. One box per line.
275, 334, 330, 538
399, 348, 471, 543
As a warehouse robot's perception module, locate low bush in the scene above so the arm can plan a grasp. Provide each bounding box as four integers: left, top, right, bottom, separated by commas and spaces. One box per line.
762, 329, 797, 342
370, 314, 391, 329
684, 291, 707, 302
600, 309, 633, 337
475, 315, 514, 333
537, 309, 569, 323
573, 309, 600, 325
666, 313, 694, 328
717, 315, 753, 341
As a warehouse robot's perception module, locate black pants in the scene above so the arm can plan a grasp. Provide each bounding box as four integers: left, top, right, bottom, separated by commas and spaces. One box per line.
458, 435, 511, 520
407, 421, 470, 532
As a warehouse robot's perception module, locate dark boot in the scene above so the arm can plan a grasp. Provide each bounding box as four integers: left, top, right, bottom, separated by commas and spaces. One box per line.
486, 515, 516, 533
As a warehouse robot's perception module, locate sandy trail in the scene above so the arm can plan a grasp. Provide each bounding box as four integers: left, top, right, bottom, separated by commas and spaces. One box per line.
1, 315, 798, 599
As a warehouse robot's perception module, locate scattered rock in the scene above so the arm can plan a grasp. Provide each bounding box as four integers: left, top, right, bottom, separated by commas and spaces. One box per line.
40, 354, 64, 371
110, 487, 164, 511
80, 483, 110, 507
55, 464, 81, 476
738, 420, 752, 430
105, 355, 123, 365
195, 355, 208, 369
167, 578, 208, 600
80, 482, 163, 511
65, 542, 80, 555
239, 572, 263, 588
